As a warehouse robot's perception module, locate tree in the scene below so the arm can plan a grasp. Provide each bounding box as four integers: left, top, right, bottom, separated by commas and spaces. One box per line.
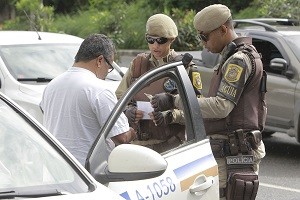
237, 0, 300, 20
0, 0, 17, 24
43, 0, 88, 14
3, 0, 55, 31
258, 0, 300, 20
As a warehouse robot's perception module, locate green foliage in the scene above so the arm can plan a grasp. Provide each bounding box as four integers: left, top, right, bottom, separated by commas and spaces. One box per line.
53, 1, 128, 47
257, 0, 300, 20
240, 0, 300, 20
171, 8, 202, 51
43, 0, 88, 14
3, 0, 55, 32
53, 0, 156, 50
235, 6, 263, 19
117, 0, 153, 49
3, 0, 300, 50
54, 9, 115, 37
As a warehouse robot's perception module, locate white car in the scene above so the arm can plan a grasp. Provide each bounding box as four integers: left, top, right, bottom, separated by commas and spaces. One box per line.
0, 57, 219, 199
0, 91, 125, 199
0, 91, 173, 199
0, 31, 124, 123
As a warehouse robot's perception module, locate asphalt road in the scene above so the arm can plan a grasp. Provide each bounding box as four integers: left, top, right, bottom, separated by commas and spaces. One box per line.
256, 132, 300, 200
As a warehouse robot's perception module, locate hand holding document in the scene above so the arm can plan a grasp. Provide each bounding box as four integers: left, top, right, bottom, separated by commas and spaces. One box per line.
136, 93, 154, 120
136, 101, 153, 119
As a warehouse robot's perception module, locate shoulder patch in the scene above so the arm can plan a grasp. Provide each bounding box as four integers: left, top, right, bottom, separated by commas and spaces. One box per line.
192, 72, 202, 90
163, 79, 177, 92
224, 64, 243, 82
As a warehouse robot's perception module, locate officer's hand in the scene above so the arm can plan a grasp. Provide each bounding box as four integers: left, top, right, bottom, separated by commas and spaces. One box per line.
124, 106, 144, 124
151, 93, 175, 112
149, 111, 173, 126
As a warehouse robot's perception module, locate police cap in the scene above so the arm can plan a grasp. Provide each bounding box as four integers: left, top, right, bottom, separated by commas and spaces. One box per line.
193, 4, 231, 33
146, 14, 178, 38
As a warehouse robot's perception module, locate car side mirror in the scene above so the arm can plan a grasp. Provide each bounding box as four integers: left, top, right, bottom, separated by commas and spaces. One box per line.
270, 58, 287, 71
92, 144, 167, 184
270, 58, 294, 79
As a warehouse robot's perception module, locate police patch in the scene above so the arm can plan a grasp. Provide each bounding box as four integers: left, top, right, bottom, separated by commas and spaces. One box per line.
163, 79, 177, 92
224, 64, 243, 82
192, 72, 202, 90
226, 155, 254, 165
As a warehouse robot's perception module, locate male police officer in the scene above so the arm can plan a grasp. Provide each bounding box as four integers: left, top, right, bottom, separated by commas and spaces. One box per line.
150, 5, 266, 199
116, 14, 202, 153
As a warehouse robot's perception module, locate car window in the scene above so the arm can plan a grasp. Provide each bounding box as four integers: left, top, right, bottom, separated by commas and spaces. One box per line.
0, 97, 90, 194
86, 60, 206, 175
118, 64, 205, 152
285, 35, 300, 62
252, 39, 284, 75
0, 44, 80, 81
86, 59, 219, 200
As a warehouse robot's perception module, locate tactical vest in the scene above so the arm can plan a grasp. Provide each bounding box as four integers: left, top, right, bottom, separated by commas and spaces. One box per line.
130, 52, 185, 140
204, 37, 267, 135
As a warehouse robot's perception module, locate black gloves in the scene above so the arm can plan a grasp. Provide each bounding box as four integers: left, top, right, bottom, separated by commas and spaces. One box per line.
152, 110, 173, 126
151, 93, 175, 112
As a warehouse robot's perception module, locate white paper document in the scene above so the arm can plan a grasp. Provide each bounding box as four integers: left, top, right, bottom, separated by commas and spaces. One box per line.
136, 101, 153, 120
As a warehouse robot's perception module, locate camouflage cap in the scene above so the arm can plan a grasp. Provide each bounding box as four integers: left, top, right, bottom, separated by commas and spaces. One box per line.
146, 14, 178, 38
193, 4, 231, 33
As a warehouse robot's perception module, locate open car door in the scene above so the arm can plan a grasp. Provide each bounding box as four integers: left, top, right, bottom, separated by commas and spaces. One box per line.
86, 54, 219, 199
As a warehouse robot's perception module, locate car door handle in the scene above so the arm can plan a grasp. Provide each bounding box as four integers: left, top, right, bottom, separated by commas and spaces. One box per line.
189, 175, 214, 195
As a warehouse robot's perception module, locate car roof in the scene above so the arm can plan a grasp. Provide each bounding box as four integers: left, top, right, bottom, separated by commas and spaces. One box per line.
236, 28, 300, 37
242, 18, 300, 26
233, 19, 300, 37
0, 31, 83, 45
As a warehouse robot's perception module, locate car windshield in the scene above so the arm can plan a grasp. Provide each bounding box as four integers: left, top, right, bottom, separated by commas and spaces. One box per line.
0, 97, 90, 194
0, 44, 80, 81
285, 35, 300, 62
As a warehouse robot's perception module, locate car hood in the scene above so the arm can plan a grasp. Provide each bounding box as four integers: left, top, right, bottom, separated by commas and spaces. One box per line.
18, 83, 47, 101
22, 187, 125, 200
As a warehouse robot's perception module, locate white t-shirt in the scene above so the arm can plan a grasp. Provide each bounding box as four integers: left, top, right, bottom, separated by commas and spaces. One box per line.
40, 67, 129, 165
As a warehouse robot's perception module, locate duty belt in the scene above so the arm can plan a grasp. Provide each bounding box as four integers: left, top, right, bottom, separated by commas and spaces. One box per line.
209, 129, 262, 159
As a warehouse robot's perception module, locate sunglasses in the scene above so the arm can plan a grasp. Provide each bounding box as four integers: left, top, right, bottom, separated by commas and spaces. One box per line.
197, 32, 210, 42
198, 26, 223, 42
146, 36, 169, 44
103, 56, 114, 73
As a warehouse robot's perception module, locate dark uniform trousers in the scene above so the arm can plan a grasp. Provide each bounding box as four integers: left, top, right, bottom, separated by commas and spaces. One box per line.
209, 134, 266, 200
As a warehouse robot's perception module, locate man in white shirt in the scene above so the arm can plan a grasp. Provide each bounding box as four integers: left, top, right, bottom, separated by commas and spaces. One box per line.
40, 34, 136, 166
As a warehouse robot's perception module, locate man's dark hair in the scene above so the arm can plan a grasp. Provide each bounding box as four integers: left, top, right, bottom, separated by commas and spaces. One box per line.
74, 33, 115, 62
